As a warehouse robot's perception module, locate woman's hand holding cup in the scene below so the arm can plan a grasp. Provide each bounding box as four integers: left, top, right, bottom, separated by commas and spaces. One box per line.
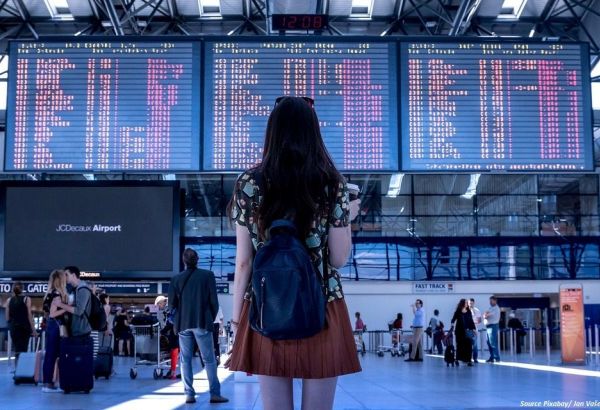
347, 183, 361, 221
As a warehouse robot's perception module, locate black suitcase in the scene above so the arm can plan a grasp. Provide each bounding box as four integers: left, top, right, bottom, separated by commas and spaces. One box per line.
94, 346, 113, 379
59, 336, 94, 394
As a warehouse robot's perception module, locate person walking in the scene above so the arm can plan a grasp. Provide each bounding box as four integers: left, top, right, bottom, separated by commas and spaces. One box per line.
168, 248, 228, 405
451, 299, 476, 366
6, 282, 37, 365
226, 96, 362, 410
484, 296, 501, 363
405, 299, 425, 362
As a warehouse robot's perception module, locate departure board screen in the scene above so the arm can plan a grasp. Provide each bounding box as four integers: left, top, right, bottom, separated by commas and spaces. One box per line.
204, 40, 399, 171
400, 41, 593, 171
5, 40, 200, 171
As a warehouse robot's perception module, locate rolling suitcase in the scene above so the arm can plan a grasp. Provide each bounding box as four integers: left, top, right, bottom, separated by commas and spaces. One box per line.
59, 335, 94, 394
94, 335, 113, 380
14, 336, 44, 385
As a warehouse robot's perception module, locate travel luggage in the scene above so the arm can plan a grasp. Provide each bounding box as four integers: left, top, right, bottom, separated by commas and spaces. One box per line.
444, 345, 456, 367
14, 336, 44, 385
59, 335, 94, 393
94, 345, 114, 379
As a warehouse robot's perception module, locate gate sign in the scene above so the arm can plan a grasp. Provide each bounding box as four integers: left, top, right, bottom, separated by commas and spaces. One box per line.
96, 282, 158, 295
0, 282, 48, 294
413, 282, 455, 294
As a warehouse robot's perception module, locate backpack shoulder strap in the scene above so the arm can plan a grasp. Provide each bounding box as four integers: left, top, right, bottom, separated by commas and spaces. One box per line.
79, 286, 93, 324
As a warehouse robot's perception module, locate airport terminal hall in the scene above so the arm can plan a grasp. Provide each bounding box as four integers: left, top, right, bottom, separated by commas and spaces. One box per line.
1, 0, 600, 409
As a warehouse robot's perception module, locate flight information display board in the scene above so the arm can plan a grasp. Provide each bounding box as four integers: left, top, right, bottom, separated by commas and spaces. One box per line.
203, 39, 399, 171
400, 41, 593, 171
5, 40, 200, 171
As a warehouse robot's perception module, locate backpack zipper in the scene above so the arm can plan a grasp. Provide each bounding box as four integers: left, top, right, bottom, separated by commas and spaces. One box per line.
260, 276, 266, 329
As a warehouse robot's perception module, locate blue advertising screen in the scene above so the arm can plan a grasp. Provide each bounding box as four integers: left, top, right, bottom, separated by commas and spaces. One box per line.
400, 41, 593, 172
5, 40, 200, 171
203, 39, 399, 172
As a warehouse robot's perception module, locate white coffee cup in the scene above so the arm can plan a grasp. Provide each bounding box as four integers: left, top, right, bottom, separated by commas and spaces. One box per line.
347, 183, 361, 200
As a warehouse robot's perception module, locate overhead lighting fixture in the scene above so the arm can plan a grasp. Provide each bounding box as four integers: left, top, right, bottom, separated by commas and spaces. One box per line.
528, 28, 536, 37
461, 174, 481, 199
83, 174, 95, 181
351, 0, 373, 17
498, 0, 528, 19
44, 0, 73, 20
386, 173, 405, 197
198, 0, 221, 16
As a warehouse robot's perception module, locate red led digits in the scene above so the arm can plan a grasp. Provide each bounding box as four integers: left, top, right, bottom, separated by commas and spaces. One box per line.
406, 42, 587, 171
11, 42, 193, 171
209, 42, 394, 171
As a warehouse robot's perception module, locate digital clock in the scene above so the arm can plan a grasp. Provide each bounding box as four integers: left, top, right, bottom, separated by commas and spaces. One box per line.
271, 14, 329, 31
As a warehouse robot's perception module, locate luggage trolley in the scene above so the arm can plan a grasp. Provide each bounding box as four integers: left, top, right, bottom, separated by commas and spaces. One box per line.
129, 323, 170, 379
377, 329, 411, 357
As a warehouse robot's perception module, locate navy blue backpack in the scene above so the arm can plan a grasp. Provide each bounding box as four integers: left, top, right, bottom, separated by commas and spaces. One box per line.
249, 219, 327, 340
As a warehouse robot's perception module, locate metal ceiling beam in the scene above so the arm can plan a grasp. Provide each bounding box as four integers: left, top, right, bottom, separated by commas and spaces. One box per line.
99, 0, 125, 35
118, 0, 142, 35
11, 0, 30, 21
0, 0, 18, 17
564, 0, 600, 53
407, 0, 434, 35
449, 0, 471, 36
252, 0, 266, 19
380, 0, 407, 36
166, 0, 177, 19
0, 24, 21, 41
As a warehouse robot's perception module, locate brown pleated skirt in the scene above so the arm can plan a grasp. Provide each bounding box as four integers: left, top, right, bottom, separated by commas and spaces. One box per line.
227, 298, 362, 379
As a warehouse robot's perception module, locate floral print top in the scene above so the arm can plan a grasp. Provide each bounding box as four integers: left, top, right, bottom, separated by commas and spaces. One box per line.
231, 169, 349, 302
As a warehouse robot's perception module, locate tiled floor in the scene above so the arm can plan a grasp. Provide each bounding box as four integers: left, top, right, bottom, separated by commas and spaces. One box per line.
1, 351, 598, 410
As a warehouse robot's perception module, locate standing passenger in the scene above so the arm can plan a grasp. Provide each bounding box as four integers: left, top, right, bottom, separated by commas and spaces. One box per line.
469, 298, 484, 363
41, 270, 68, 392
169, 248, 227, 405
113, 308, 131, 356
53, 266, 91, 339
99, 294, 112, 347
405, 299, 425, 362
484, 296, 501, 363
451, 299, 476, 366
226, 96, 362, 410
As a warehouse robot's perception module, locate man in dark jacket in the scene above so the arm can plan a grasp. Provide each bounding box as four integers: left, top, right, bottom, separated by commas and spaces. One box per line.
168, 248, 228, 405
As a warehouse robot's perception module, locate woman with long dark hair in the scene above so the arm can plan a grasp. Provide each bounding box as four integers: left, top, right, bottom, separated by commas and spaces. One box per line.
451, 298, 476, 366
6, 281, 37, 365
227, 96, 362, 410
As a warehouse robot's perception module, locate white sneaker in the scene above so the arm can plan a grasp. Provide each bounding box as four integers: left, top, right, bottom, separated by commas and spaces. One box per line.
42, 387, 62, 393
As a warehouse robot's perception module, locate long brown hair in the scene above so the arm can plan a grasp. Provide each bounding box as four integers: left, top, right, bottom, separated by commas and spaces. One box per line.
45, 269, 67, 303
230, 96, 343, 240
